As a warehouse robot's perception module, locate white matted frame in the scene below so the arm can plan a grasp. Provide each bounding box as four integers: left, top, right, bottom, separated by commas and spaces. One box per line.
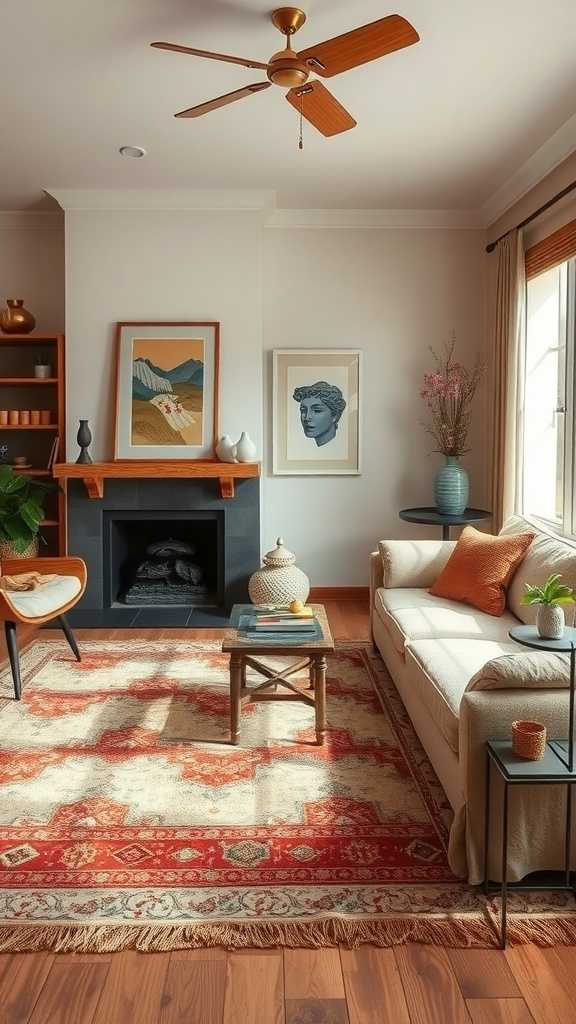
273, 349, 362, 475
113, 321, 219, 460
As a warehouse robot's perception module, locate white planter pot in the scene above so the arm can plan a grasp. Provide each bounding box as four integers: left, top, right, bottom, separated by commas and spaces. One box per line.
536, 604, 565, 640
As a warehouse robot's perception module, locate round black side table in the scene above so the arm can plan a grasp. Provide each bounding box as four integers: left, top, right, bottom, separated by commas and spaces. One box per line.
399, 506, 491, 541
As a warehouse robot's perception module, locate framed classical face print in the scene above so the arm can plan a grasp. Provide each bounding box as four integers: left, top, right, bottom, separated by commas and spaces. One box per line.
114, 322, 219, 460
273, 349, 361, 475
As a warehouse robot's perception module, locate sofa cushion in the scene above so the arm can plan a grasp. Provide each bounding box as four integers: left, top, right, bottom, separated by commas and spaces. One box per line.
405, 638, 520, 753
467, 649, 569, 691
378, 539, 455, 588
375, 587, 519, 656
430, 525, 534, 616
2, 575, 81, 619
499, 514, 576, 625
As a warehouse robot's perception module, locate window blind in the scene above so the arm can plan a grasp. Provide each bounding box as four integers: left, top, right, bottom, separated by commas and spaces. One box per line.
525, 217, 576, 279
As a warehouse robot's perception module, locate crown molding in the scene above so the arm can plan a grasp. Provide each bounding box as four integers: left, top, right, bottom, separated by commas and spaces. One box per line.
0, 211, 63, 230
45, 188, 277, 211
481, 113, 576, 227
266, 208, 483, 229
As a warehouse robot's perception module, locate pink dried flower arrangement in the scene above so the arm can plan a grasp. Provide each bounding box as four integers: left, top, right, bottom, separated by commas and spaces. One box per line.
421, 336, 484, 456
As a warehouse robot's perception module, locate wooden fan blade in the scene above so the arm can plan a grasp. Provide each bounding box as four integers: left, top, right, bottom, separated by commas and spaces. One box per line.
297, 15, 419, 77
151, 41, 269, 71
175, 82, 271, 118
286, 80, 356, 136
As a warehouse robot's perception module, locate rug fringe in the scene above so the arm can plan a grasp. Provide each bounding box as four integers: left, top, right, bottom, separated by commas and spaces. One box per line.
2, 915, 576, 953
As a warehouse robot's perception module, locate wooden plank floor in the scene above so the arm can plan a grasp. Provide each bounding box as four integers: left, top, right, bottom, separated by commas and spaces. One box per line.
0, 599, 573, 1022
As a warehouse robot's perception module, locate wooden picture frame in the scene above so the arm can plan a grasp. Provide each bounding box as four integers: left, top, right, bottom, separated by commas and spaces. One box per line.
272, 349, 362, 475
113, 322, 220, 460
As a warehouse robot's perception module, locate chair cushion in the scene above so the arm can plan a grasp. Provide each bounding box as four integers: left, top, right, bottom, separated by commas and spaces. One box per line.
405, 638, 520, 752
3, 575, 81, 619
374, 587, 519, 656
430, 525, 534, 616
499, 514, 576, 624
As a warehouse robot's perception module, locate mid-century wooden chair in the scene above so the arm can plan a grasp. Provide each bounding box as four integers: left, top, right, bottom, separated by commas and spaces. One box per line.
0, 556, 87, 700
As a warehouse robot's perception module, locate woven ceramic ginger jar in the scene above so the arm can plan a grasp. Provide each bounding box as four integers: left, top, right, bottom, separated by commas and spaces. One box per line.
248, 537, 310, 606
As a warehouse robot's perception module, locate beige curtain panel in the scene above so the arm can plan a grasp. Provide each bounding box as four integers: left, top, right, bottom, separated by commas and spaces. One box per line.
488, 230, 526, 532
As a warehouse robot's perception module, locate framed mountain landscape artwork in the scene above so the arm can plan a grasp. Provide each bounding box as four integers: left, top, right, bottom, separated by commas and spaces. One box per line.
273, 349, 361, 475
113, 322, 219, 460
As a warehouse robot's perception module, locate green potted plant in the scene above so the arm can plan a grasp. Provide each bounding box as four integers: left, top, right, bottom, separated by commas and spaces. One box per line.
34, 353, 52, 379
521, 574, 576, 640
0, 465, 52, 558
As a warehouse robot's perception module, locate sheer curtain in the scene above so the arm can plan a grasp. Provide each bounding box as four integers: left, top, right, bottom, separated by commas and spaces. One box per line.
489, 229, 526, 532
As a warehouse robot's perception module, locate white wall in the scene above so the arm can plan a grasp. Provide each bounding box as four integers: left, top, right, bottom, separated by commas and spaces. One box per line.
0, 212, 64, 331
62, 205, 486, 584
64, 209, 263, 459
262, 227, 486, 583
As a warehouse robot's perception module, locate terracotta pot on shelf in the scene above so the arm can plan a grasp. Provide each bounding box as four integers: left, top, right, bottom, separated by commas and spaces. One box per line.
0, 299, 36, 335
8, 410, 19, 425
40, 410, 51, 425
20, 410, 30, 425
0, 411, 8, 426
30, 410, 40, 425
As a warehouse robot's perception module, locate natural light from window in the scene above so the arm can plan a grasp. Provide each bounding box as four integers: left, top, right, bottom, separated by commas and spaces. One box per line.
524, 264, 566, 525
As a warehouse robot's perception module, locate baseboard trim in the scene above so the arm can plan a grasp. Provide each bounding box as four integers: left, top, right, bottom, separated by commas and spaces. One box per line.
309, 587, 369, 602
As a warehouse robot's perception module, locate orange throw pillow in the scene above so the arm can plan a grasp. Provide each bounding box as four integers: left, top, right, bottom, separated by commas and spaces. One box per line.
430, 525, 534, 616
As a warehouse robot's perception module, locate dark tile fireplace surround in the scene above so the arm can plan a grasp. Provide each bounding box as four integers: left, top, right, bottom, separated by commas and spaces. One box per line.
65, 477, 260, 627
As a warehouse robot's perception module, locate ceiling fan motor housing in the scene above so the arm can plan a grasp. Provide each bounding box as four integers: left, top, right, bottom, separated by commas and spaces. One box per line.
267, 48, 309, 88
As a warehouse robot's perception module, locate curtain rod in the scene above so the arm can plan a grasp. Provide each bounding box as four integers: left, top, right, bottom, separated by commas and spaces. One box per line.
485, 178, 576, 253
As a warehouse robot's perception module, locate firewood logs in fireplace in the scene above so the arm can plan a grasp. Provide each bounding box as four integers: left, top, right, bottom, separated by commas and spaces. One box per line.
122, 539, 208, 606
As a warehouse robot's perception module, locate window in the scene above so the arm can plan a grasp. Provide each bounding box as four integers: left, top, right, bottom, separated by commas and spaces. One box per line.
524, 257, 576, 533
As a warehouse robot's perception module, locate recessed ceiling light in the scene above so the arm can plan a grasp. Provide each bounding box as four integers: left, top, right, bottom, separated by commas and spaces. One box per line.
119, 146, 147, 158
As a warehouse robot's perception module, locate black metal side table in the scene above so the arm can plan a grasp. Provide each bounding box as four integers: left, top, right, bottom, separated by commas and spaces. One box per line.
485, 740, 576, 948
509, 625, 576, 772
399, 506, 491, 541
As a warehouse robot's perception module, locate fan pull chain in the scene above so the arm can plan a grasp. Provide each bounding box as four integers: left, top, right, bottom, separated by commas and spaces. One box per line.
298, 90, 304, 150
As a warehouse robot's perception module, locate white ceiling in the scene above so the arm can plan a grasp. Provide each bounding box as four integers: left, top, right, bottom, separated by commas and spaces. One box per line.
2, 0, 576, 211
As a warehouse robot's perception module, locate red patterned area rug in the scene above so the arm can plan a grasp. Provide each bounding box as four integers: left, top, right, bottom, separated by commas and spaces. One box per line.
0, 639, 574, 952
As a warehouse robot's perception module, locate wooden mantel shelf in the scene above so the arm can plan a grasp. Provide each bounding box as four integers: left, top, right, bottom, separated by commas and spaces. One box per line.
53, 460, 260, 500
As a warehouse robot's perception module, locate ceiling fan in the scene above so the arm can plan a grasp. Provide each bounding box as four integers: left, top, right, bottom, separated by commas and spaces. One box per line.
151, 7, 420, 140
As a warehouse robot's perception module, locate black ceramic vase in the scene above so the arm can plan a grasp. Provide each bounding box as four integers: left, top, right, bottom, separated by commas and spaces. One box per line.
76, 419, 93, 464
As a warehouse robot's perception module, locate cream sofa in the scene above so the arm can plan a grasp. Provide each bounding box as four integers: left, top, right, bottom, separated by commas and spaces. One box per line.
370, 514, 576, 884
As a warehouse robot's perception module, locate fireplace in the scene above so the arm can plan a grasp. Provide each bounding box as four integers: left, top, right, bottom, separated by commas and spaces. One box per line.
105, 511, 223, 609
65, 476, 260, 627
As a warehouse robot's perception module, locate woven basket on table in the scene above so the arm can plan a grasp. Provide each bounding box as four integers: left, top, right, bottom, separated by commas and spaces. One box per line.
512, 720, 547, 761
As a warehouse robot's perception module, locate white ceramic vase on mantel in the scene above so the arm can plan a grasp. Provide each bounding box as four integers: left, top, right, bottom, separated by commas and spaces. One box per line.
216, 435, 238, 463
235, 432, 257, 463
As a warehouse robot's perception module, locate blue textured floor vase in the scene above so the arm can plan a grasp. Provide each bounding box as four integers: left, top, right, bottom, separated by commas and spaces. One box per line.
434, 457, 469, 515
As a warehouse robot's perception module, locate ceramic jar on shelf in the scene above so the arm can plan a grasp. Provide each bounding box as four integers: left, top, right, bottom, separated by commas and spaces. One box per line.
0, 299, 36, 335
248, 537, 310, 607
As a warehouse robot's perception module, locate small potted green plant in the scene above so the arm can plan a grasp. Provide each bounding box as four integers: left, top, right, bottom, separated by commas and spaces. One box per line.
0, 465, 52, 558
34, 353, 52, 379
521, 574, 576, 640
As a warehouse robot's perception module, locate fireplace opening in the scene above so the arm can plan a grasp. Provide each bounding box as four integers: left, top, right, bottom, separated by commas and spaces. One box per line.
104, 511, 223, 609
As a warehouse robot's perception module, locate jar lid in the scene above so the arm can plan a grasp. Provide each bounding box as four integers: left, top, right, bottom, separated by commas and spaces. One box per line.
263, 536, 296, 567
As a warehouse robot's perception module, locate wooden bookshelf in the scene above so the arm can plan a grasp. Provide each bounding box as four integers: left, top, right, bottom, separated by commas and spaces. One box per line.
0, 333, 66, 554
0, 377, 59, 385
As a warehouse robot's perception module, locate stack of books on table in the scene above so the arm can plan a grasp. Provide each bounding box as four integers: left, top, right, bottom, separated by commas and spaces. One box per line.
237, 609, 323, 644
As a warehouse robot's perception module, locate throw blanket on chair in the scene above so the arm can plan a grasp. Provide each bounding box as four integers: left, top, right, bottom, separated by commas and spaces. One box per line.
0, 572, 58, 592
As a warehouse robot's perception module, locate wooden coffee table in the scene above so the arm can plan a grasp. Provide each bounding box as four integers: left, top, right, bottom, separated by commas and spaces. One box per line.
222, 604, 335, 746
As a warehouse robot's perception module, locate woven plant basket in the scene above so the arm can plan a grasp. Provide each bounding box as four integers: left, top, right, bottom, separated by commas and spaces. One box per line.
0, 536, 39, 560
512, 720, 547, 761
